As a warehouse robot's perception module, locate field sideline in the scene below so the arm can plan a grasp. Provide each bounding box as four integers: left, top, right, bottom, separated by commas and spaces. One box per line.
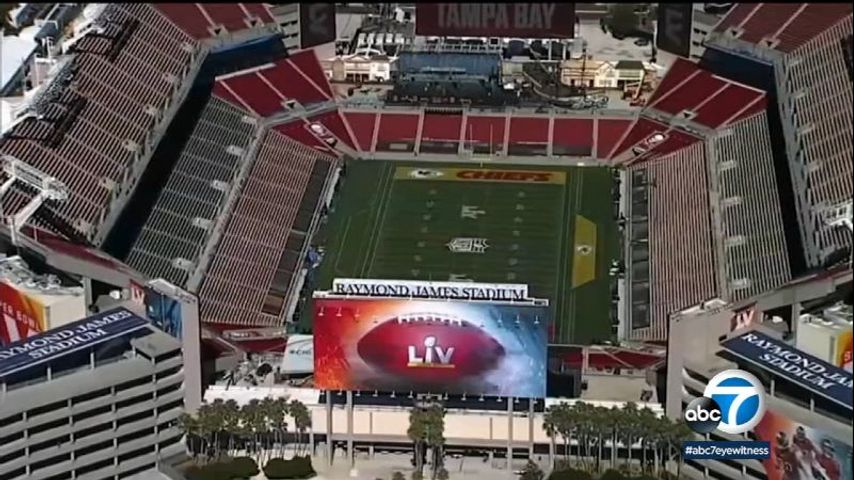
304, 160, 618, 345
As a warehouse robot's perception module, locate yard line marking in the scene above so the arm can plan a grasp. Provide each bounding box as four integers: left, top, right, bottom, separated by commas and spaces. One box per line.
367, 163, 408, 277
568, 169, 585, 342
361, 163, 395, 277
332, 217, 352, 275
555, 172, 572, 344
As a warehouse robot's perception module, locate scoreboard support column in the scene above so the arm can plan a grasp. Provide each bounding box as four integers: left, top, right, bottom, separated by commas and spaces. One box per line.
528, 400, 535, 459
347, 390, 355, 468
326, 391, 333, 467
506, 396, 513, 470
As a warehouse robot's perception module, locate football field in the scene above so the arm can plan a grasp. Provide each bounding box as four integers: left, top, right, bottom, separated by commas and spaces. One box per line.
307, 160, 618, 345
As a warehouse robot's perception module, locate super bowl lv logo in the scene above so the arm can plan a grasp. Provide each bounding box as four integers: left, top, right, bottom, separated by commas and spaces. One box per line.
408, 336, 455, 368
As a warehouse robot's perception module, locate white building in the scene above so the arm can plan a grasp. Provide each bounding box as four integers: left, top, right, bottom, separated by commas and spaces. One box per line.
323, 52, 396, 83
666, 269, 853, 480
0, 308, 186, 480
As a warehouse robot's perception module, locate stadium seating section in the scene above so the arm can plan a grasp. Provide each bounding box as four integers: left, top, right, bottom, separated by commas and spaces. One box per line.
126, 96, 258, 287
155, 3, 275, 40
1, 3, 200, 241
4, 2, 843, 347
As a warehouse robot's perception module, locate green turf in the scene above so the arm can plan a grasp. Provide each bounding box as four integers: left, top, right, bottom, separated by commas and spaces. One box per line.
304, 160, 619, 345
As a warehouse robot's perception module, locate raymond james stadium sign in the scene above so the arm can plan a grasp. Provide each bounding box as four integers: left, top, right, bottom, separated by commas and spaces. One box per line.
722, 331, 853, 408
329, 279, 531, 302
0, 308, 148, 378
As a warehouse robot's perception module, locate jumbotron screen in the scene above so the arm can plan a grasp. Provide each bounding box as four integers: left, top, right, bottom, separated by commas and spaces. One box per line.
313, 297, 548, 398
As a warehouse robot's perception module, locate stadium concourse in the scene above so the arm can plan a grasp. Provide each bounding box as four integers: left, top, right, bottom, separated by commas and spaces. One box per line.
0, 3, 847, 351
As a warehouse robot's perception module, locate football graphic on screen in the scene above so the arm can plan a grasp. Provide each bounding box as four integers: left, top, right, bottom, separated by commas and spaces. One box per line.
356, 313, 505, 382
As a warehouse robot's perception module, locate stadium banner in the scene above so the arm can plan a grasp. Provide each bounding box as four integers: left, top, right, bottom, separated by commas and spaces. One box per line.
145, 278, 203, 411
282, 334, 314, 374
754, 408, 853, 480
313, 298, 548, 397
329, 278, 530, 302
837, 330, 853, 372
395, 167, 566, 185
144, 284, 184, 339
730, 304, 758, 332
0, 307, 148, 378
656, 3, 693, 58
415, 4, 575, 39
300, 3, 336, 50
721, 330, 853, 408
0, 281, 47, 345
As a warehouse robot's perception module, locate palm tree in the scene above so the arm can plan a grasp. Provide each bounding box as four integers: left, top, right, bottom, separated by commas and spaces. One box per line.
426, 405, 446, 480
178, 412, 202, 462
603, 406, 622, 470
259, 396, 279, 464
408, 407, 428, 475
290, 399, 312, 457
222, 399, 241, 457
666, 419, 693, 478
620, 402, 640, 472
592, 406, 609, 474
542, 407, 559, 467
637, 407, 657, 474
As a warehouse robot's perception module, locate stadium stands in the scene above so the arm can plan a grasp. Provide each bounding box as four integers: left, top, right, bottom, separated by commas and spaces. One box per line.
626, 142, 718, 340
707, 3, 853, 269
213, 54, 334, 117
711, 113, 792, 302
198, 129, 335, 328
0, 3, 201, 243
155, 3, 275, 41
334, 106, 638, 159
616, 56, 793, 341
125, 96, 258, 287
644, 58, 766, 129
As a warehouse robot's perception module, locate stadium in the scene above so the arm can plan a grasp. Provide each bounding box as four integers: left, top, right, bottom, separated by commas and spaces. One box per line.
0, 2, 851, 480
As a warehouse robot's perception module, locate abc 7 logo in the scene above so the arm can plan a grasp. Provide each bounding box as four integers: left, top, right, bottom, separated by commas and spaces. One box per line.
684, 369, 766, 435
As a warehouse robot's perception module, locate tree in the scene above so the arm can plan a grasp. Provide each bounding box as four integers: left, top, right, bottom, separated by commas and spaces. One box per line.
290, 399, 312, 457
408, 408, 428, 475
606, 4, 639, 38
178, 413, 203, 462
519, 459, 544, 480
408, 403, 446, 480
436, 467, 449, 480
666, 420, 694, 478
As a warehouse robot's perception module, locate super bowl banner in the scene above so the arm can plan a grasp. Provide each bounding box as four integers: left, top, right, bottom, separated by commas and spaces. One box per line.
313, 298, 548, 397
837, 331, 853, 373
754, 408, 853, 480
0, 281, 47, 345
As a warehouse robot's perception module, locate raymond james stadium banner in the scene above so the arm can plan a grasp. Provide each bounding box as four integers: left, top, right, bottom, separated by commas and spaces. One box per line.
0, 308, 147, 378
395, 167, 566, 185
416, 3, 575, 39
721, 330, 853, 409
329, 278, 535, 302
313, 298, 548, 397
754, 408, 853, 480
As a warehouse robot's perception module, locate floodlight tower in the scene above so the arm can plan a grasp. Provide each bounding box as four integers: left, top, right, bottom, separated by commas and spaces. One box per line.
0, 155, 70, 246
